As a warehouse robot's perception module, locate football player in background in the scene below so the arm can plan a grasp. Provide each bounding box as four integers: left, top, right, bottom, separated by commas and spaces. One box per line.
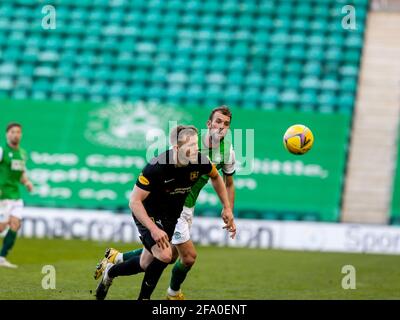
0, 123, 34, 268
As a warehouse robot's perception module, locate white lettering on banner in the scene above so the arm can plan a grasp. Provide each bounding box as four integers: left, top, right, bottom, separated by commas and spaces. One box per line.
79, 189, 117, 200
234, 178, 257, 190
30, 152, 78, 166
86, 154, 145, 169
19, 208, 400, 255
30, 168, 134, 184
33, 184, 72, 199
197, 191, 218, 206
345, 226, 400, 253
21, 208, 139, 242
242, 158, 329, 179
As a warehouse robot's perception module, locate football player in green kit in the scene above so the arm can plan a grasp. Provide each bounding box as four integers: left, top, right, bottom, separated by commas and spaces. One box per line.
0, 123, 33, 268
94, 106, 236, 299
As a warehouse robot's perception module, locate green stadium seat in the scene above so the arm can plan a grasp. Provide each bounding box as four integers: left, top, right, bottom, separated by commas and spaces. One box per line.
285, 62, 303, 75
188, 72, 205, 85
290, 32, 306, 45
207, 73, 225, 85
340, 77, 358, 92
321, 78, 340, 91
306, 47, 325, 61
328, 34, 345, 47
288, 46, 306, 60
326, 48, 343, 61
266, 74, 283, 88
301, 77, 320, 90
262, 88, 279, 103
225, 85, 241, 101
318, 93, 338, 107
338, 93, 355, 110
344, 50, 361, 63
339, 65, 359, 77
53, 79, 73, 94
229, 59, 246, 71
276, 3, 294, 15
242, 88, 260, 107
256, 17, 273, 30
345, 35, 364, 48
280, 90, 300, 104
292, 18, 309, 30
307, 34, 325, 46
269, 45, 287, 59
210, 58, 228, 71
0, 62, 17, 76
12, 89, 28, 100
267, 59, 285, 73
131, 70, 149, 82
172, 56, 191, 70
283, 76, 301, 89
300, 90, 318, 105
186, 85, 202, 100
246, 73, 263, 88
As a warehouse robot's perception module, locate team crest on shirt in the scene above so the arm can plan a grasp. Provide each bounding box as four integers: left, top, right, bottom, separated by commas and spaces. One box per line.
11, 160, 25, 171
190, 171, 199, 181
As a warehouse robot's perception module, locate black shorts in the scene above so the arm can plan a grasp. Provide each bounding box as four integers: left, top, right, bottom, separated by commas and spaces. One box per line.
134, 216, 177, 252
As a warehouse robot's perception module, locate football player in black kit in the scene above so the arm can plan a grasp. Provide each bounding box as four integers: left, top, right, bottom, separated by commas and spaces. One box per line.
95, 125, 235, 300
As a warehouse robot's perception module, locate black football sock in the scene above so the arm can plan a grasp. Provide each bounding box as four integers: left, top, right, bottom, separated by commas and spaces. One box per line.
138, 258, 168, 300
108, 255, 143, 278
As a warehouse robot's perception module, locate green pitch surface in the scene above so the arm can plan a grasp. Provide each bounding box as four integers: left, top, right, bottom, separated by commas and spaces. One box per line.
1, 237, 400, 300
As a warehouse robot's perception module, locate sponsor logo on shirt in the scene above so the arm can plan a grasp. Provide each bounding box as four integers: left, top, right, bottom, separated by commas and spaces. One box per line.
138, 174, 150, 186
11, 160, 25, 171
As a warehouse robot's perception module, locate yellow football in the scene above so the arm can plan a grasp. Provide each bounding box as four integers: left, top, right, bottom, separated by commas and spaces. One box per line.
283, 124, 314, 155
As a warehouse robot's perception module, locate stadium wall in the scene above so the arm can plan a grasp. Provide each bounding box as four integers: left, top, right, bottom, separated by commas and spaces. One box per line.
15, 207, 400, 256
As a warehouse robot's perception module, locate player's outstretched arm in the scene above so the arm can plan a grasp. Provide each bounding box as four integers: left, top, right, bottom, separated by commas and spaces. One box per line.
129, 185, 169, 249
20, 171, 33, 192
224, 174, 235, 211
209, 171, 236, 239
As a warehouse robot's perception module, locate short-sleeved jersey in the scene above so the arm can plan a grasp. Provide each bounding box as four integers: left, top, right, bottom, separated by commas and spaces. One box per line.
135, 149, 217, 222
0, 143, 27, 200
184, 135, 235, 208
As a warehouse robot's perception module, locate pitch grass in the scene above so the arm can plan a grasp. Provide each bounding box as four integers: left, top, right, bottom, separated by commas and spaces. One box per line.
0, 237, 400, 300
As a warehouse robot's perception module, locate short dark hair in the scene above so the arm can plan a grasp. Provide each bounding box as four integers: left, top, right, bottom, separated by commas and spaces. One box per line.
208, 105, 232, 123
170, 125, 198, 146
6, 122, 22, 132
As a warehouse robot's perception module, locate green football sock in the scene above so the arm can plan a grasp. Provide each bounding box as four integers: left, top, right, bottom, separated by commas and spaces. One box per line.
122, 248, 143, 261
0, 229, 17, 258
170, 259, 192, 291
